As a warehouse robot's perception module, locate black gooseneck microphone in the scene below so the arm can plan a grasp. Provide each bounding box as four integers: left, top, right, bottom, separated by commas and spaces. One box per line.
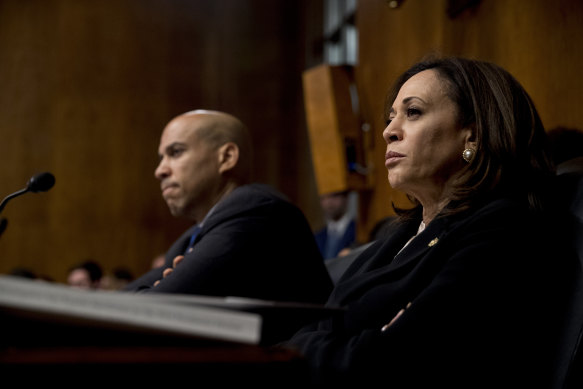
26, 172, 56, 193
0, 172, 55, 214
0, 172, 55, 237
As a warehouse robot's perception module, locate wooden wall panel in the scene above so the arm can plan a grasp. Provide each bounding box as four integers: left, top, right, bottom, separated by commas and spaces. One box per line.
0, 0, 323, 283
303, 65, 350, 195
355, 0, 583, 239
303, 64, 370, 196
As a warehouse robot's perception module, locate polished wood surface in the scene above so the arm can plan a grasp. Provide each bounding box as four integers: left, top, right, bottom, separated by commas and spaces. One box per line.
0, 345, 309, 386
303, 64, 371, 196
0, 345, 302, 364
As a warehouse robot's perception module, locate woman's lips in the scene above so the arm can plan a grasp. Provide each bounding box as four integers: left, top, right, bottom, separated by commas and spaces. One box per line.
385, 151, 405, 167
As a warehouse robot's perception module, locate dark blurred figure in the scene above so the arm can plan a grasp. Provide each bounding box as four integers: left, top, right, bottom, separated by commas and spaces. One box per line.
547, 126, 583, 173
67, 260, 103, 290
314, 190, 357, 259
9, 267, 37, 279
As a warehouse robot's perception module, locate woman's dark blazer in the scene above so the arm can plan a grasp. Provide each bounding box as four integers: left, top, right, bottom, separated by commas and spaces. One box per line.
125, 184, 333, 305
286, 197, 577, 388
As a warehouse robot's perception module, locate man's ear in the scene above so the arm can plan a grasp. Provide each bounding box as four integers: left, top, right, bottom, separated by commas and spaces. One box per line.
217, 142, 240, 174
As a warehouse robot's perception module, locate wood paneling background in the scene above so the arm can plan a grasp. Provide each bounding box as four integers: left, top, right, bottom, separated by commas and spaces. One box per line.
0, 0, 324, 282
354, 0, 583, 239
1, 0, 581, 283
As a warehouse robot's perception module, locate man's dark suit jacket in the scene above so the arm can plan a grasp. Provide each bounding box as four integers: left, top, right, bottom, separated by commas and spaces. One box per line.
285, 196, 578, 388
125, 184, 333, 304
314, 219, 356, 260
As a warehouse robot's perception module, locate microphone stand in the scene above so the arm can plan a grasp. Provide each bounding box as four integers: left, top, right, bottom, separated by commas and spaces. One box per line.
0, 188, 30, 239
0, 218, 6, 239
0, 187, 29, 214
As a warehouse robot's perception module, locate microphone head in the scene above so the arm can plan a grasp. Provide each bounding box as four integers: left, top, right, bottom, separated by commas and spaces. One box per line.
27, 172, 55, 193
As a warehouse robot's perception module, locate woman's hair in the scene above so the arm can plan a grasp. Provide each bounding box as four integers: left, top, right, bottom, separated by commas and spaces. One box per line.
385, 56, 554, 218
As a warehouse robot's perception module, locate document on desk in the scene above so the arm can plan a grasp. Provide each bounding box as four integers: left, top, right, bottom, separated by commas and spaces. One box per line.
143, 293, 345, 345
0, 275, 262, 345
0, 275, 342, 346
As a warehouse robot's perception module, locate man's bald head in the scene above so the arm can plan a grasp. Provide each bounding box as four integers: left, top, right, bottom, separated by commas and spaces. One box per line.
168, 110, 253, 182
182, 110, 249, 147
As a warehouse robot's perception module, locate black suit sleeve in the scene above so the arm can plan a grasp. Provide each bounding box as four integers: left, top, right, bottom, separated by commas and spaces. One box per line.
123, 266, 165, 291
123, 226, 196, 292
132, 195, 332, 304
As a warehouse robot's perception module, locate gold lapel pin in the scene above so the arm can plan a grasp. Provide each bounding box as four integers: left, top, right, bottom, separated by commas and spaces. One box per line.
428, 238, 439, 247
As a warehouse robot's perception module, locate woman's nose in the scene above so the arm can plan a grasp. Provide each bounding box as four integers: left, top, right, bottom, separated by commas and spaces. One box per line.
383, 123, 402, 144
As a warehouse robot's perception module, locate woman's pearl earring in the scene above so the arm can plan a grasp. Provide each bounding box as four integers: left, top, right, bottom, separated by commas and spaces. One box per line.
462, 148, 476, 163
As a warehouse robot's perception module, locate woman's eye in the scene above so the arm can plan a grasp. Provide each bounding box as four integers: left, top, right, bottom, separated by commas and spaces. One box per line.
406, 107, 421, 117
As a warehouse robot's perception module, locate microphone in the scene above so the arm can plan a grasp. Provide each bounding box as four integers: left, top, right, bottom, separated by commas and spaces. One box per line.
26, 172, 56, 193
0, 172, 55, 215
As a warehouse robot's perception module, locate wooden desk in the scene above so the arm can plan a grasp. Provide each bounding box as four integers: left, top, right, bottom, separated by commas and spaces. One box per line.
0, 277, 318, 386
0, 310, 309, 386
0, 344, 308, 386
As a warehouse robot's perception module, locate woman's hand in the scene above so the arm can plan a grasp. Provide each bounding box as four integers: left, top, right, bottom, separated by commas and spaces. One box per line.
381, 302, 412, 332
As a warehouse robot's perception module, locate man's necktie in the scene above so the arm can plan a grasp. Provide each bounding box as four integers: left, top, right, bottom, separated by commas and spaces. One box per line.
185, 225, 202, 254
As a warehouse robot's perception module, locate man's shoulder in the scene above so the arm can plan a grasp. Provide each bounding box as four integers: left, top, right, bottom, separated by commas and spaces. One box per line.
236, 183, 288, 199
209, 183, 299, 221
229, 183, 292, 207
198, 184, 314, 242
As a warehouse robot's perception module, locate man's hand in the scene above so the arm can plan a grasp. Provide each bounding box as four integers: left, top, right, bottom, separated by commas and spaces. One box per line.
153, 255, 185, 286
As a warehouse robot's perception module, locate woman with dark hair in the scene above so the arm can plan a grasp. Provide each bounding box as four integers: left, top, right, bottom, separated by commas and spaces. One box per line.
284, 56, 576, 387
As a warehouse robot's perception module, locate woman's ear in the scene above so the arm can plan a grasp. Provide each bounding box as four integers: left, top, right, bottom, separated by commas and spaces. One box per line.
463, 125, 477, 151
217, 142, 240, 174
